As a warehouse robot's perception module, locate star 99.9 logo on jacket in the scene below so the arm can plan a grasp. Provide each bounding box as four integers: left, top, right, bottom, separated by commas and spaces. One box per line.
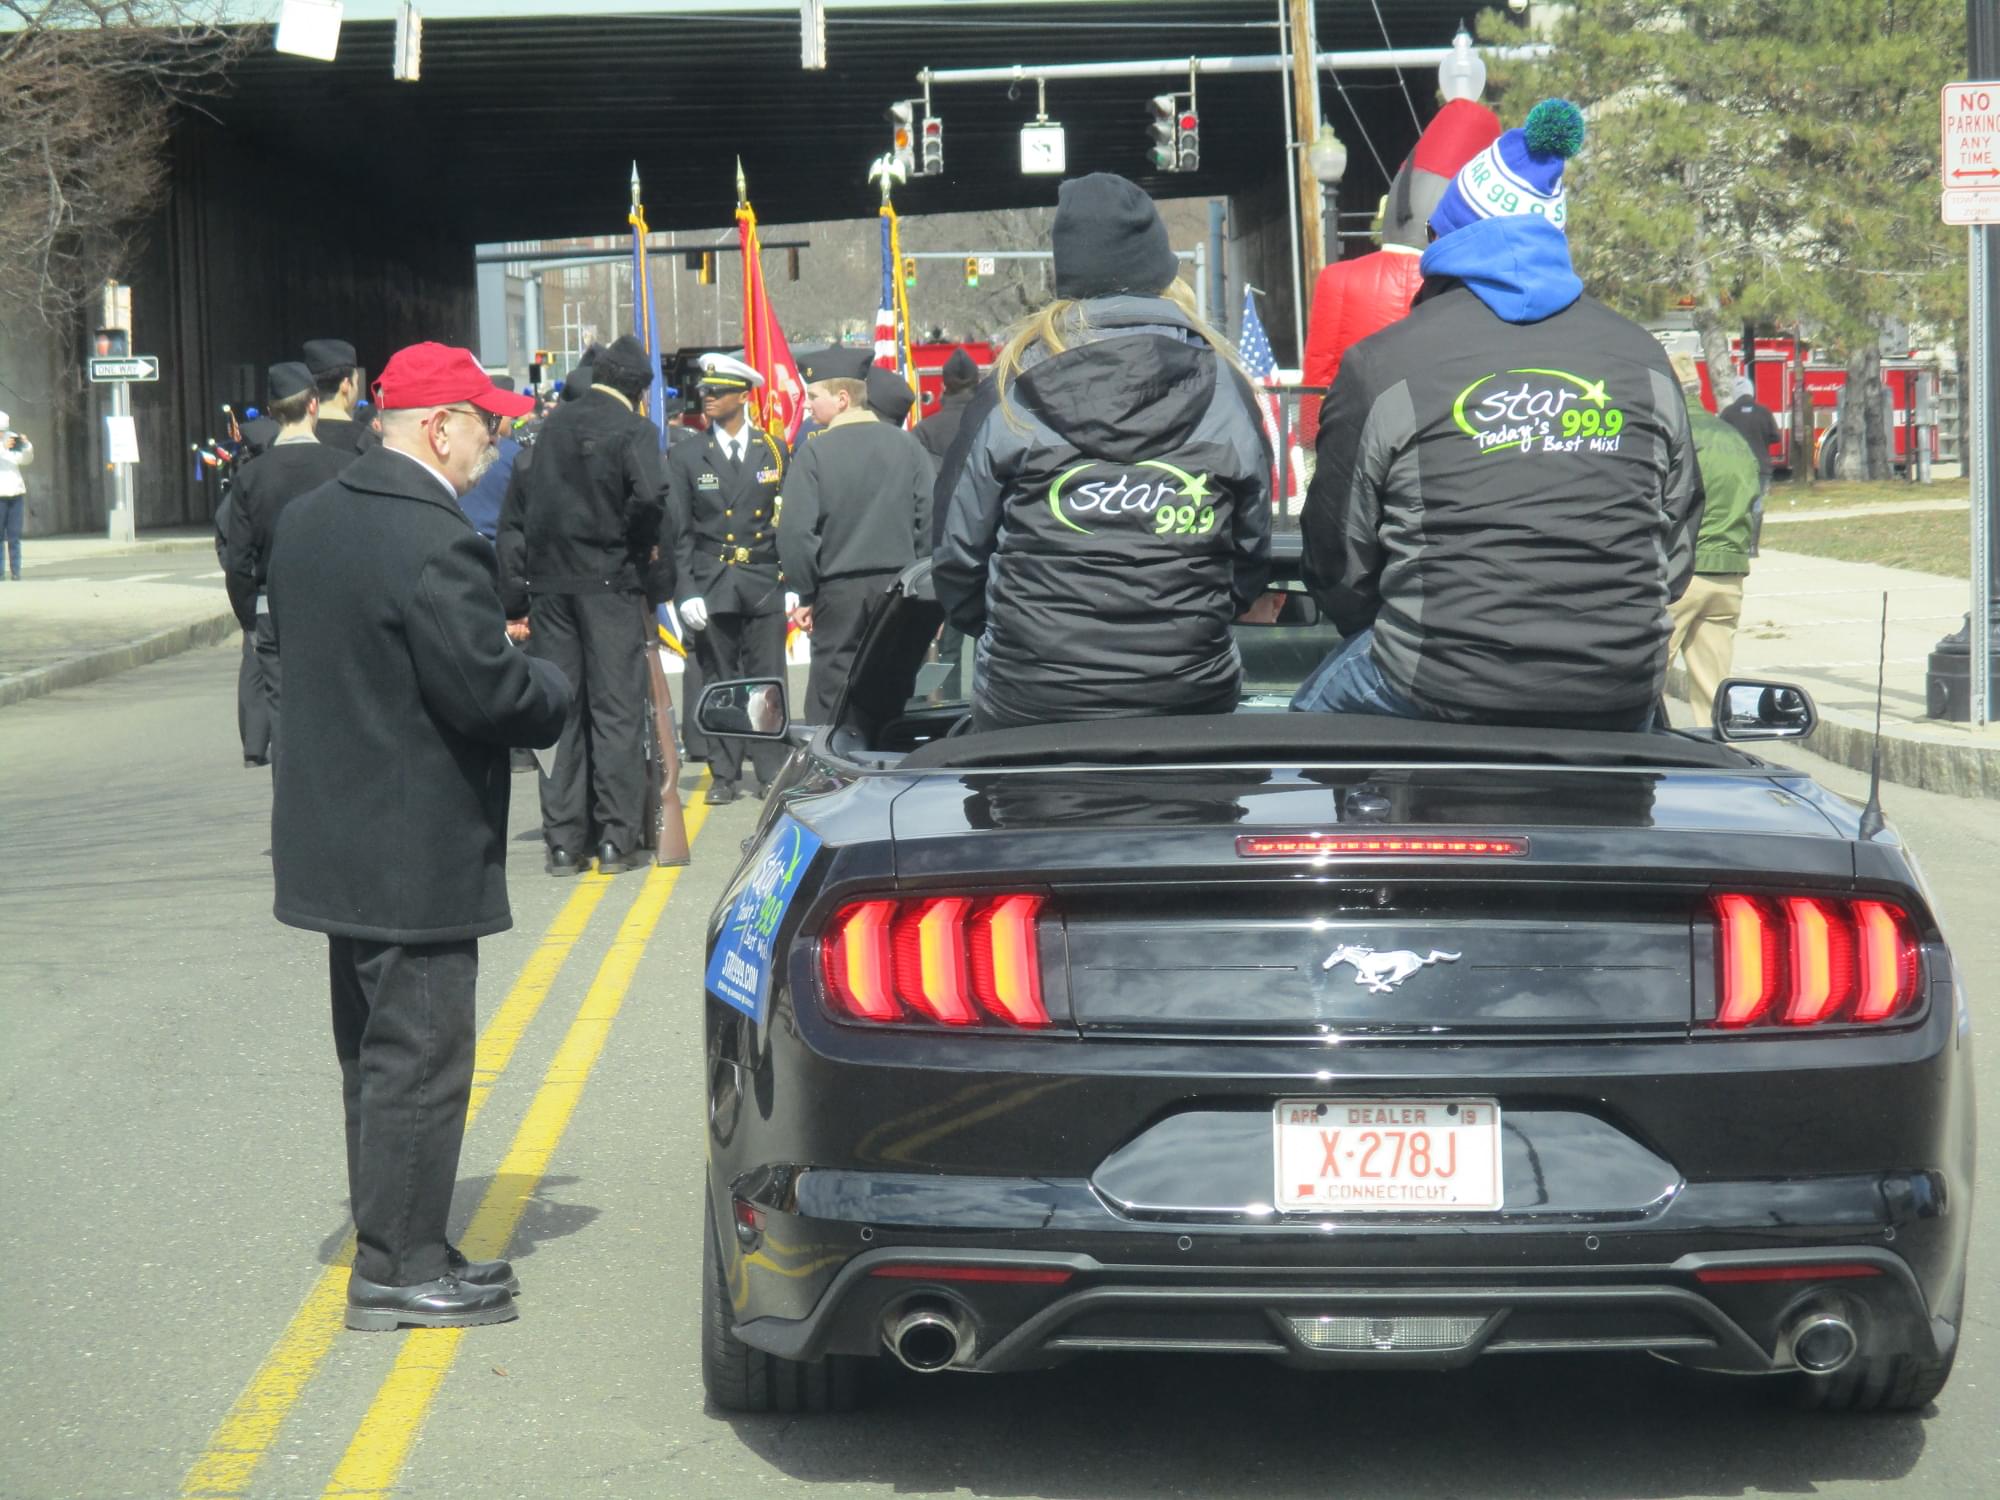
1045, 460, 1218, 538
1451, 367, 1626, 458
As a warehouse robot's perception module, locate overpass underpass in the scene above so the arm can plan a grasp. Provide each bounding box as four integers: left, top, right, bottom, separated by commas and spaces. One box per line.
87, 0, 1507, 530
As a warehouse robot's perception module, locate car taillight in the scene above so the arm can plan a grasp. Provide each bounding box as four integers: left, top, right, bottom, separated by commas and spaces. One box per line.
823, 894, 1053, 1029
1710, 894, 1920, 1029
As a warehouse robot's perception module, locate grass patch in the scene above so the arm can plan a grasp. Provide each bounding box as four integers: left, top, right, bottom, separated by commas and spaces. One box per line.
1767, 476, 1967, 511
1764, 506, 1970, 577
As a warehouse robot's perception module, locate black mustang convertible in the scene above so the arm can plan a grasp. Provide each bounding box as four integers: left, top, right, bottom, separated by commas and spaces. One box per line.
693, 548, 1974, 1416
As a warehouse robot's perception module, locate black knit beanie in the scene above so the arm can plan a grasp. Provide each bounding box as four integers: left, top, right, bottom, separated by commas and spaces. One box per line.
865, 364, 915, 426
1052, 173, 1177, 299
941, 348, 978, 392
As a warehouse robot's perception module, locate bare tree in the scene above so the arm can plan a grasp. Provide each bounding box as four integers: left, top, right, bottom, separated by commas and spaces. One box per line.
0, 2, 252, 347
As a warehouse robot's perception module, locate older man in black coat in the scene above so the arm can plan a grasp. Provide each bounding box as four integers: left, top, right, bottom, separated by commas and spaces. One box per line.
269, 342, 568, 1332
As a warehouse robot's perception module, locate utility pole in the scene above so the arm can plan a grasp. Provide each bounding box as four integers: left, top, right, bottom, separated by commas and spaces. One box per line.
1287, 0, 1326, 283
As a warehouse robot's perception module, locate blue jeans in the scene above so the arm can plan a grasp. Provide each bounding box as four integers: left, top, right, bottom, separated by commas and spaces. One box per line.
1290, 629, 1429, 717
1292, 626, 1657, 732
0, 495, 21, 578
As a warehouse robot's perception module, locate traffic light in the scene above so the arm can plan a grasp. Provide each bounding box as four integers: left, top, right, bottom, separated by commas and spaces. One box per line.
1147, 94, 1177, 171
1176, 108, 1200, 172
921, 115, 944, 176
964, 256, 980, 287
889, 100, 916, 176
902, 256, 918, 288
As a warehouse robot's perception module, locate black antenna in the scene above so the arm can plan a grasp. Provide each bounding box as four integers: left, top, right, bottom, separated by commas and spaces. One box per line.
1857, 591, 1888, 841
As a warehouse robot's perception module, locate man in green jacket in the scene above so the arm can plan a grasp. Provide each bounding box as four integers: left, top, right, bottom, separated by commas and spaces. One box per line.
1667, 355, 1761, 718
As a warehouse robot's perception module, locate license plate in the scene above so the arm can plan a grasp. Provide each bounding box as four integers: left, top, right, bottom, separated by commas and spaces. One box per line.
1274, 1098, 1503, 1213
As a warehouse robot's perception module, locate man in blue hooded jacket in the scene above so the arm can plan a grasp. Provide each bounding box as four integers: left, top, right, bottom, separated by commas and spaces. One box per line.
1294, 99, 1702, 732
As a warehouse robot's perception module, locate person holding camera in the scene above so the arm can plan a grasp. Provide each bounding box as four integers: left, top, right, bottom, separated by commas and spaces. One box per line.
0, 412, 33, 581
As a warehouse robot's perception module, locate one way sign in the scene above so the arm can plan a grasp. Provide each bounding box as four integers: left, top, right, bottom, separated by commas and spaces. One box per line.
1943, 81, 2000, 224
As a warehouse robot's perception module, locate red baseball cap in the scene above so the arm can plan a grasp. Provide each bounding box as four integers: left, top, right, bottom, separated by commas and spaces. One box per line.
374, 342, 535, 417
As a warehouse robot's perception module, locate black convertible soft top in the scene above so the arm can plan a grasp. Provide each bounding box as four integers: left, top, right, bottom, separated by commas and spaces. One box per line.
898, 712, 1764, 773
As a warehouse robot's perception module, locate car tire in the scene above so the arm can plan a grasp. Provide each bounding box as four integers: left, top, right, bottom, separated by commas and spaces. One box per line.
1791, 1346, 1955, 1413
701, 1196, 865, 1414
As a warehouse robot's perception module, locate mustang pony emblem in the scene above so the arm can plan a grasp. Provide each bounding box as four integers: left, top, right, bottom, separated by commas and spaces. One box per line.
1321, 944, 1461, 994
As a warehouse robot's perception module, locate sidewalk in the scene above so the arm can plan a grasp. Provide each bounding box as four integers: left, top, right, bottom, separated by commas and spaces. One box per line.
0, 528, 233, 709
1666, 547, 2000, 800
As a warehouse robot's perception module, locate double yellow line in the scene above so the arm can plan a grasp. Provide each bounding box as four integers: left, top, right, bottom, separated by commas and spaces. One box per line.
182, 794, 711, 1499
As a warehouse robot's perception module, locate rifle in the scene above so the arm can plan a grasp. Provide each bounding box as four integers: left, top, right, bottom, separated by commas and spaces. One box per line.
645, 619, 691, 866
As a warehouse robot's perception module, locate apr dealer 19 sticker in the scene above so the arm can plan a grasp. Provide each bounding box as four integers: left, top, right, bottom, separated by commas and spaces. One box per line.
705, 814, 822, 1024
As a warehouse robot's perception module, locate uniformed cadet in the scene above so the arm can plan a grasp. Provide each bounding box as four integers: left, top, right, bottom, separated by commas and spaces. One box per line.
303, 338, 380, 456
221, 361, 356, 766
522, 334, 670, 874
667, 353, 791, 804
780, 353, 933, 724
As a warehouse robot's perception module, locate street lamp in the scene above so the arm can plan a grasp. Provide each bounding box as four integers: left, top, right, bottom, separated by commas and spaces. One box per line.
1437, 28, 1487, 104
1308, 124, 1348, 253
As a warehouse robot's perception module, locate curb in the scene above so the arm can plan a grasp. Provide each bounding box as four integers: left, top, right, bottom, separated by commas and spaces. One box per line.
0, 610, 238, 710
22, 535, 213, 568
1667, 665, 2000, 801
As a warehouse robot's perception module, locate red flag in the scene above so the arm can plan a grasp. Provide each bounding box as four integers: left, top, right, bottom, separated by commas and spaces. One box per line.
737, 199, 804, 445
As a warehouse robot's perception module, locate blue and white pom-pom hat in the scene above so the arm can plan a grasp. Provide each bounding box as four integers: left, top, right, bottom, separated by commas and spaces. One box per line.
1428, 98, 1586, 239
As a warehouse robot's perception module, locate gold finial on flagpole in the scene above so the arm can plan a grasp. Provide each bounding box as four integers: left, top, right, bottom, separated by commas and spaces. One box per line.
630, 160, 641, 211
735, 156, 748, 209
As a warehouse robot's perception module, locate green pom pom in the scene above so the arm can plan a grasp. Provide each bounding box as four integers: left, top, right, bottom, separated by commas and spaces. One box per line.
1523, 98, 1586, 159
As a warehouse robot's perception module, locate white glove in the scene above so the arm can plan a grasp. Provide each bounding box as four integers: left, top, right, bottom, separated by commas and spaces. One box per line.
785, 592, 800, 613
681, 598, 709, 632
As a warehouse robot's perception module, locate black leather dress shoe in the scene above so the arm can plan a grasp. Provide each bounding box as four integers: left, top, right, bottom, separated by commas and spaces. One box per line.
345, 1273, 518, 1331
753, 780, 773, 802
243, 755, 269, 768
447, 1245, 520, 1294
706, 780, 739, 806
545, 847, 583, 878
596, 842, 642, 875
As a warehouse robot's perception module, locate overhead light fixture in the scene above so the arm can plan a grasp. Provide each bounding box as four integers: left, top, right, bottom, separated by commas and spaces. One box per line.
1307, 124, 1348, 185
274, 0, 343, 63
1437, 28, 1487, 104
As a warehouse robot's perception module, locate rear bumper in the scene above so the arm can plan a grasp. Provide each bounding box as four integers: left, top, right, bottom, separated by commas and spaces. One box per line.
734, 1240, 1951, 1376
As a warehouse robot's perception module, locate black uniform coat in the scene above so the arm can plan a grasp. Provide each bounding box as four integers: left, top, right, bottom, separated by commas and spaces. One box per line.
666, 421, 789, 616
268, 447, 571, 943
222, 439, 354, 629
523, 388, 667, 595
777, 408, 932, 601
314, 412, 378, 457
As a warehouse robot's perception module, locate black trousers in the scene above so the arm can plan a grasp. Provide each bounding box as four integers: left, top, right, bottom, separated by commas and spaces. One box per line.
691, 609, 788, 788
805, 573, 897, 724
236, 629, 270, 761
531, 590, 648, 855
328, 935, 479, 1287
680, 647, 711, 765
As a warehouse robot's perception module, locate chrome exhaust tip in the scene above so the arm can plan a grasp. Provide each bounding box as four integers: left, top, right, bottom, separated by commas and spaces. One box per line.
1790, 1313, 1859, 1375
883, 1300, 972, 1373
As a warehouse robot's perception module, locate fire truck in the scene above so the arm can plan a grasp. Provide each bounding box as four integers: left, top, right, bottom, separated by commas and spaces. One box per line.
1670, 334, 1949, 476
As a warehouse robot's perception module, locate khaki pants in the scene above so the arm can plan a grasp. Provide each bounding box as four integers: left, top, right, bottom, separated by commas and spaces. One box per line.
1668, 572, 1744, 719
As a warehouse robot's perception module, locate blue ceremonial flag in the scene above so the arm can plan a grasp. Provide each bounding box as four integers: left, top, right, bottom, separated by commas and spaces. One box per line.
628, 165, 669, 449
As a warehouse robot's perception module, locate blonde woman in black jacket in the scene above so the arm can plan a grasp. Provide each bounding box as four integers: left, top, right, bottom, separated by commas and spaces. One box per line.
932, 174, 1272, 732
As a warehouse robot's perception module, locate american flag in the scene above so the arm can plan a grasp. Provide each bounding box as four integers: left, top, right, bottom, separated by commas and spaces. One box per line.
875, 215, 903, 375
1237, 288, 1306, 510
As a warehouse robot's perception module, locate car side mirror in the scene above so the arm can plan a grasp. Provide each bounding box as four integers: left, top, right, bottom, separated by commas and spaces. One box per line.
1714, 678, 1817, 741
698, 678, 790, 739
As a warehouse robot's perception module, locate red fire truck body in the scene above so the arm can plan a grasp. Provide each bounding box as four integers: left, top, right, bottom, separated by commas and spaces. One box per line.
1691, 337, 1939, 472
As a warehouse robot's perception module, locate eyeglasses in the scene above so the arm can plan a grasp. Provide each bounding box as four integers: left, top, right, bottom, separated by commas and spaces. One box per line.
439, 405, 501, 436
